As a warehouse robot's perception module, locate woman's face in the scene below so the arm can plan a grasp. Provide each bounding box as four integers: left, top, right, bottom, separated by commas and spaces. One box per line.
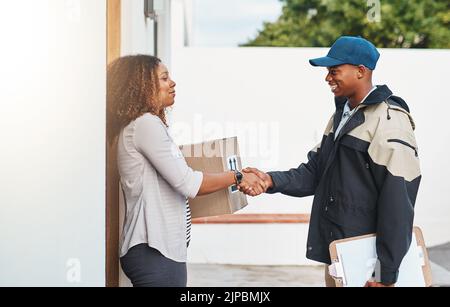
157, 64, 176, 107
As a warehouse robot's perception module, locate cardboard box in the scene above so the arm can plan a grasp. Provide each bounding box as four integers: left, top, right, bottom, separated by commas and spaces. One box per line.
180, 137, 248, 218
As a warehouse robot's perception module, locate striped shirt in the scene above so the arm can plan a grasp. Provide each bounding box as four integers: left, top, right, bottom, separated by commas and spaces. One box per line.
186, 199, 191, 247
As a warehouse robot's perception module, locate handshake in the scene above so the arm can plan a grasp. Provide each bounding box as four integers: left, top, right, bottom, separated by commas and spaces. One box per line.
237, 167, 273, 197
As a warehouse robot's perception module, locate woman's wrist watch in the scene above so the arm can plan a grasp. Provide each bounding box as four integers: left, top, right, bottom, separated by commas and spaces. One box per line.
233, 170, 243, 185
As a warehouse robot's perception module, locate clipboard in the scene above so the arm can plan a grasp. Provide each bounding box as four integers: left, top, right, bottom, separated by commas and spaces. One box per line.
328, 226, 432, 287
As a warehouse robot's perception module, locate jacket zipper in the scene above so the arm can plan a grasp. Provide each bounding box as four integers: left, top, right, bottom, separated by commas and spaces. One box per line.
387, 139, 418, 157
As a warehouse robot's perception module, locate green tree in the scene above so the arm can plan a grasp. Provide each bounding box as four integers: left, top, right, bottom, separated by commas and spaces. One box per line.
243, 0, 450, 48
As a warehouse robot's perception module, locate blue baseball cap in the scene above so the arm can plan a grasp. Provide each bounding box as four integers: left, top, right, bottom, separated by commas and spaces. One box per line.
309, 36, 380, 70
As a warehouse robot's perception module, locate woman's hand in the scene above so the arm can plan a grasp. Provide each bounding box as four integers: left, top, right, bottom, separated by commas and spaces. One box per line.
238, 171, 268, 196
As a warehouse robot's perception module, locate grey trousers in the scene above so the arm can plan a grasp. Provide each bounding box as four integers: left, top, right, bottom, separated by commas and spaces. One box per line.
120, 243, 187, 287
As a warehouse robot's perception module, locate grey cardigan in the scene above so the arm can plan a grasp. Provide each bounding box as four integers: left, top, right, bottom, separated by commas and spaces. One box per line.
118, 113, 203, 262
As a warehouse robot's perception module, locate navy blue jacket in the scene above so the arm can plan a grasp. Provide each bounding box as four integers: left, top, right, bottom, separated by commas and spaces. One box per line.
267, 85, 421, 285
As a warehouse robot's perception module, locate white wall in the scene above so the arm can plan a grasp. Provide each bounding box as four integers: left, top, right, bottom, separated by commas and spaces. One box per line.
188, 224, 316, 265
0, 0, 106, 286
121, 0, 171, 65
169, 47, 450, 264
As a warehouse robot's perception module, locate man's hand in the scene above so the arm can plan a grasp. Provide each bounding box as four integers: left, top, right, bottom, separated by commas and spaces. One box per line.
238, 167, 273, 196
238, 171, 267, 196
364, 281, 395, 287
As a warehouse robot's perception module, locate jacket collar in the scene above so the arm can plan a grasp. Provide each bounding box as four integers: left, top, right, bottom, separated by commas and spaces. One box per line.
334, 85, 393, 109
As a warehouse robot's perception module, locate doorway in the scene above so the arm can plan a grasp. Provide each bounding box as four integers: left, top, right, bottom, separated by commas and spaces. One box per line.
106, 0, 121, 287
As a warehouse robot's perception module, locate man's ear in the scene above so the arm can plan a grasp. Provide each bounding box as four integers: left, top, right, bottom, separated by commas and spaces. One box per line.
357, 65, 368, 79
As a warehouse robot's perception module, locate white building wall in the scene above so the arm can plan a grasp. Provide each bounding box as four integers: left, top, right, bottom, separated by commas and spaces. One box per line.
169, 47, 450, 265
0, 0, 106, 286
121, 0, 172, 65
188, 224, 316, 265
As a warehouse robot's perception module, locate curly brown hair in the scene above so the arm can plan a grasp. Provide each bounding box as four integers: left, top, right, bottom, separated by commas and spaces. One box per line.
107, 55, 167, 144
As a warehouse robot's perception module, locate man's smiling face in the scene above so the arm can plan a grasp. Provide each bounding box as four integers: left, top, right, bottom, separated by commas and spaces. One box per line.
325, 64, 360, 98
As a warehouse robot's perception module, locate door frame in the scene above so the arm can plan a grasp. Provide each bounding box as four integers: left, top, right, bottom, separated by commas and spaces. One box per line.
106, 0, 121, 287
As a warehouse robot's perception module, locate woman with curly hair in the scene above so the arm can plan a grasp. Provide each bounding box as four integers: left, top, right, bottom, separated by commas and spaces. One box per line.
107, 55, 265, 287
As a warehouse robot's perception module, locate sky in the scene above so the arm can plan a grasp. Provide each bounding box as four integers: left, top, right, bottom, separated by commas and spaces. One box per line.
192, 0, 283, 47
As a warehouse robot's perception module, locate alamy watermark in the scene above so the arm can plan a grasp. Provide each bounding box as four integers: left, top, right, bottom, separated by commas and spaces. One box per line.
66, 258, 82, 283
367, 0, 381, 23
170, 115, 280, 168
65, 0, 81, 23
